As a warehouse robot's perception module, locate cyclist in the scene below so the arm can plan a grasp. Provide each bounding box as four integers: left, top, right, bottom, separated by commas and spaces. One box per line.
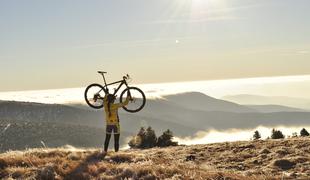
103, 92, 130, 153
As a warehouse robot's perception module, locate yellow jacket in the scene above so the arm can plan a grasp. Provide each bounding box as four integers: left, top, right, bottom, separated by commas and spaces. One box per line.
103, 95, 130, 125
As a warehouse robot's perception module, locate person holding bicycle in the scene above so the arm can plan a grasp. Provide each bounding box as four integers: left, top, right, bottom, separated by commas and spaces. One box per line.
103, 92, 130, 153
84, 71, 146, 153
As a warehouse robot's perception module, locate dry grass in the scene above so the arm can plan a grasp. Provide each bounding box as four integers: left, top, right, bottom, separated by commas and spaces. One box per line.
1, 137, 310, 179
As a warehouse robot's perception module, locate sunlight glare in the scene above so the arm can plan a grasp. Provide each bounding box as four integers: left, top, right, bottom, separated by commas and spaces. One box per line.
190, 0, 227, 19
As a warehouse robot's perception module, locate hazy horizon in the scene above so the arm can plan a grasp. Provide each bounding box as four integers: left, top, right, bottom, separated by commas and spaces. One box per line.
1, 74, 310, 107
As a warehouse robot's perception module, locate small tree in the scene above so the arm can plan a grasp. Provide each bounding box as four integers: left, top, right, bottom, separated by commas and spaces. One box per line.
128, 127, 146, 148
253, 130, 261, 140
138, 127, 146, 137
137, 127, 147, 148
300, 128, 310, 137
144, 126, 157, 148
292, 132, 298, 138
271, 128, 284, 139
129, 127, 178, 149
157, 129, 178, 147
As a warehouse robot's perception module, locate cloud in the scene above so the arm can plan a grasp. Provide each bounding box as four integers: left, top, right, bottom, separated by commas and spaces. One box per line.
73, 39, 162, 49
174, 125, 310, 145
296, 50, 309, 55
148, 15, 239, 25
196, 3, 262, 15
147, 2, 262, 25
73, 36, 194, 49
239, 47, 310, 56
1, 74, 310, 104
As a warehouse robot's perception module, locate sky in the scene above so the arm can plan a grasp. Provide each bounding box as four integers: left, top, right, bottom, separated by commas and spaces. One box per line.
0, 0, 310, 91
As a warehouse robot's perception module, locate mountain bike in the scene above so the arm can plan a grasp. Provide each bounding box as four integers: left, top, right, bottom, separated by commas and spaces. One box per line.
84, 71, 146, 113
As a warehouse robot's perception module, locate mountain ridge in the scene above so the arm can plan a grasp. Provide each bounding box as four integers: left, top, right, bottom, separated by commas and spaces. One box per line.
163, 92, 257, 113
223, 94, 310, 110
2, 92, 310, 152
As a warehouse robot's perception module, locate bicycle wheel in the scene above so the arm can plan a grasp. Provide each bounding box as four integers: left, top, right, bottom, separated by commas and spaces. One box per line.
84, 83, 106, 109
120, 87, 146, 113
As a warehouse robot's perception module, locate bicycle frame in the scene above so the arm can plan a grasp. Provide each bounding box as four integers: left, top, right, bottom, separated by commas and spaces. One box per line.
100, 73, 129, 96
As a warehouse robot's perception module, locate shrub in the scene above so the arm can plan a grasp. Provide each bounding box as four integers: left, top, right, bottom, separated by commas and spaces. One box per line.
300, 128, 310, 137
128, 127, 146, 149
128, 127, 178, 149
157, 129, 178, 147
271, 129, 284, 139
292, 132, 298, 138
128, 135, 142, 149
253, 130, 261, 140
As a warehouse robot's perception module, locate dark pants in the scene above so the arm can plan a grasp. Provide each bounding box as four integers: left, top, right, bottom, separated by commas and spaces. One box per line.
104, 133, 120, 152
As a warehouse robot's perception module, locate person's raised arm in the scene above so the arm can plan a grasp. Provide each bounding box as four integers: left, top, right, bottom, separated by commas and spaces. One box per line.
103, 94, 108, 107
116, 91, 131, 108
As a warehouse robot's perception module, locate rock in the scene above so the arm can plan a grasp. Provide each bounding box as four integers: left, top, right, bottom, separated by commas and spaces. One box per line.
237, 164, 245, 170
260, 148, 271, 154
0, 159, 7, 169
186, 155, 196, 161
36, 165, 56, 180
275, 148, 289, 156
240, 144, 255, 149
67, 152, 80, 161
259, 154, 267, 159
252, 159, 260, 165
272, 159, 296, 170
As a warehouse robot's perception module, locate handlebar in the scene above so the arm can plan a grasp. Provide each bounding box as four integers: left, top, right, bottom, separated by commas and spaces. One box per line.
123, 74, 130, 80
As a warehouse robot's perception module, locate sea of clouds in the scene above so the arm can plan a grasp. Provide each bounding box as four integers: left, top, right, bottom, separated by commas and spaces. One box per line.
1, 75, 310, 104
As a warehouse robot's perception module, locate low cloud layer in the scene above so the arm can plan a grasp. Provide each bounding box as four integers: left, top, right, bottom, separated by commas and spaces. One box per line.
1, 75, 310, 105
174, 126, 310, 145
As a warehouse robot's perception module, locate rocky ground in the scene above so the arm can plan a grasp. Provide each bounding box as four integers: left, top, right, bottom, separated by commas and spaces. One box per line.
1, 137, 310, 179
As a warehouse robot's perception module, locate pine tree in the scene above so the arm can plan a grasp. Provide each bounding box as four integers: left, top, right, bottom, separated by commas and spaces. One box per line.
144, 126, 157, 148
138, 127, 147, 148
253, 130, 261, 140
157, 129, 178, 147
271, 128, 284, 139
138, 127, 146, 137
129, 127, 178, 149
300, 128, 310, 137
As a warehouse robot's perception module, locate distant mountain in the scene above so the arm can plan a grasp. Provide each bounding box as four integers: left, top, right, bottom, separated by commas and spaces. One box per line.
0, 100, 97, 124
3, 93, 310, 152
3, 94, 310, 133
222, 94, 310, 110
0, 100, 198, 135
163, 92, 256, 113
0, 119, 131, 153
246, 105, 308, 113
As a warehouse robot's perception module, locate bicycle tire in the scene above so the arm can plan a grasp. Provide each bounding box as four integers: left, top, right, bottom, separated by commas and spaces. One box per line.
120, 87, 146, 113
84, 83, 106, 109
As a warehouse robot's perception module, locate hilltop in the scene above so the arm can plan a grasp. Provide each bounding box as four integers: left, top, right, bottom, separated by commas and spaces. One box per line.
1, 138, 310, 179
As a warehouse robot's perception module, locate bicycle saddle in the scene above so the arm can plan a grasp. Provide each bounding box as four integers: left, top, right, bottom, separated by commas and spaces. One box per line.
97, 71, 107, 74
